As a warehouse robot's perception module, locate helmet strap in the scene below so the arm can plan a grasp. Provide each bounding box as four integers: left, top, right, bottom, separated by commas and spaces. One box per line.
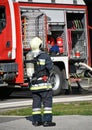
39, 43, 44, 50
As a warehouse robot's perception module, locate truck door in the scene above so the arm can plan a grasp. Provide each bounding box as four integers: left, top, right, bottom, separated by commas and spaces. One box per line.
0, 0, 16, 60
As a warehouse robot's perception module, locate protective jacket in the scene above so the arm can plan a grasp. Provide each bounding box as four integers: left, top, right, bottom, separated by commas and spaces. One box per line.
30, 51, 53, 92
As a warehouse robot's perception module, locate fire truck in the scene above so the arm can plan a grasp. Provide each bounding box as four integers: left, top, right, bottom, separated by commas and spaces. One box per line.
0, 0, 92, 98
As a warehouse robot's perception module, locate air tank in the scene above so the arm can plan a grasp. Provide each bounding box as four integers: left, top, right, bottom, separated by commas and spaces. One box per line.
26, 51, 34, 78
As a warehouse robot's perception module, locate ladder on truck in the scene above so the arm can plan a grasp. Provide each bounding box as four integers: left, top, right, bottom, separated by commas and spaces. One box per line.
21, 9, 47, 49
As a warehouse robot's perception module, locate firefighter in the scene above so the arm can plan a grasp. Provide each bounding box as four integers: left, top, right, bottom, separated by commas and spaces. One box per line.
29, 37, 56, 127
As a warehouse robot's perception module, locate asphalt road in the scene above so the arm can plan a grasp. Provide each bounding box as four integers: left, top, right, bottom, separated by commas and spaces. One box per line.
0, 91, 92, 130
0, 115, 92, 130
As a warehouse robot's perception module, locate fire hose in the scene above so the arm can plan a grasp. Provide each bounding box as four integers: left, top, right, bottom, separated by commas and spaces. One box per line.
78, 62, 92, 72
75, 62, 92, 78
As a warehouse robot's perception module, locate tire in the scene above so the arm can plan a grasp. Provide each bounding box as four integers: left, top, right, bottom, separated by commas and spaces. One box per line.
0, 87, 13, 99
52, 65, 64, 96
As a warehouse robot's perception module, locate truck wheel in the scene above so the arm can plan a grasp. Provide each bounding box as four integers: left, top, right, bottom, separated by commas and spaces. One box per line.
52, 65, 64, 96
0, 87, 13, 99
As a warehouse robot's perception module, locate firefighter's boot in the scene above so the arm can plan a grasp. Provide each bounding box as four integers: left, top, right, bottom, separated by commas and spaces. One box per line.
43, 121, 56, 127
32, 121, 42, 126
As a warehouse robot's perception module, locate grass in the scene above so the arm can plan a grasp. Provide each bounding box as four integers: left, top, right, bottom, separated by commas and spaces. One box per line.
0, 101, 92, 116
53, 101, 92, 115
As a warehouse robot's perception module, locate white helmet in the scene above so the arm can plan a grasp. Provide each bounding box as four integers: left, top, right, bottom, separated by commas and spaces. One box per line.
30, 37, 43, 51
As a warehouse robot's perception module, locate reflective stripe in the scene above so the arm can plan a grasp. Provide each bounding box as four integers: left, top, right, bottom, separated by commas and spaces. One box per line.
43, 111, 52, 114
32, 111, 41, 115
30, 85, 52, 90
33, 108, 41, 111
39, 62, 45, 65
38, 59, 45, 65
30, 83, 52, 90
44, 107, 52, 111
32, 108, 41, 115
43, 107, 52, 114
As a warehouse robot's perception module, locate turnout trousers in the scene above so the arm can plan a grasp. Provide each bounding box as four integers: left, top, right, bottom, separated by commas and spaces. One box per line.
32, 90, 53, 123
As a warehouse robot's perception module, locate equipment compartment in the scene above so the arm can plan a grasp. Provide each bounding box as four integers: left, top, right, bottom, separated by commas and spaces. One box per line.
67, 12, 87, 61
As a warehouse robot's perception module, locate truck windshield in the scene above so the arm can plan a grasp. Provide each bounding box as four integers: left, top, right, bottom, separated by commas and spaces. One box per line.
0, 6, 6, 32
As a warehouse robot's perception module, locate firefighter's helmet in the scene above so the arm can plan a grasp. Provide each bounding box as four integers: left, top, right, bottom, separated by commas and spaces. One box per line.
30, 37, 43, 51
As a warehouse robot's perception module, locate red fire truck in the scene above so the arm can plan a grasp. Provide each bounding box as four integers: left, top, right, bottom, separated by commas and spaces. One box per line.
84, 0, 92, 66
0, 0, 92, 98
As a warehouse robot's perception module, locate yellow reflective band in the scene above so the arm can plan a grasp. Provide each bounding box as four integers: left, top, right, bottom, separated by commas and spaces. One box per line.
30, 85, 52, 90
43, 111, 52, 114
38, 59, 45, 65
39, 61, 45, 65
32, 111, 41, 115
37, 61, 45, 65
